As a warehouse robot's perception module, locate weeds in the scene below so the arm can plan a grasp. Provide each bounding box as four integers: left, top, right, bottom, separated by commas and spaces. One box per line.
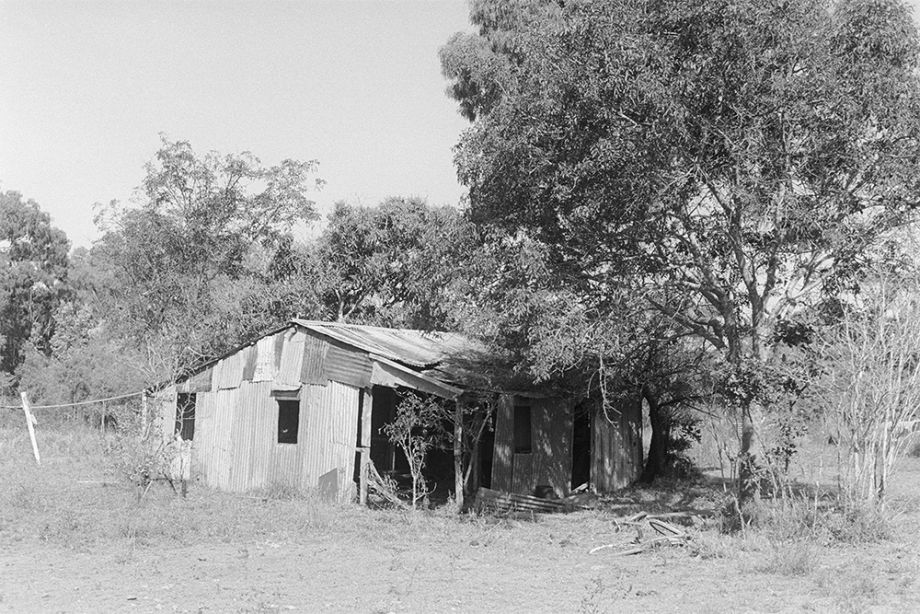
756, 539, 816, 576
834, 576, 879, 614
3, 421, 918, 612
578, 576, 607, 614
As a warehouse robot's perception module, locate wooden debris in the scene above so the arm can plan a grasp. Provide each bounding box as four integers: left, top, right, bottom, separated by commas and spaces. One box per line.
366, 460, 408, 509
591, 514, 692, 556
476, 487, 566, 515
561, 491, 599, 511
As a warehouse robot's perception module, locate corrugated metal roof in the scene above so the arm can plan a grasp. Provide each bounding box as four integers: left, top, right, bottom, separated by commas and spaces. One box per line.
291, 319, 500, 388
169, 319, 521, 396
291, 320, 478, 368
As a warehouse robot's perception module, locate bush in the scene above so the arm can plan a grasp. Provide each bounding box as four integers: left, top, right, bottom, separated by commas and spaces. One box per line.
104, 432, 190, 498
811, 276, 920, 506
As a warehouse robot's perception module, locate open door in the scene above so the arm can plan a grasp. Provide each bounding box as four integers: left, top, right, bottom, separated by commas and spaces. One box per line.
571, 403, 591, 490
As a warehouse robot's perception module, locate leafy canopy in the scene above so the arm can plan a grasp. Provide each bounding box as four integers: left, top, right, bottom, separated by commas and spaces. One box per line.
0, 191, 70, 379
442, 0, 920, 367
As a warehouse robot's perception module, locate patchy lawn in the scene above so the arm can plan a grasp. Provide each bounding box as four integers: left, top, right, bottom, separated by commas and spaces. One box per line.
0, 427, 917, 613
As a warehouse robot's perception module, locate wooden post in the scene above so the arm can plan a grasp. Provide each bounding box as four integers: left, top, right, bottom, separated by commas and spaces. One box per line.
20, 392, 40, 465
359, 451, 369, 506
359, 388, 373, 506
453, 400, 464, 509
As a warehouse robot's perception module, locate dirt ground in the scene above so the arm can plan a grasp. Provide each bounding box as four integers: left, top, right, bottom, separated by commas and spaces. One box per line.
1, 427, 918, 613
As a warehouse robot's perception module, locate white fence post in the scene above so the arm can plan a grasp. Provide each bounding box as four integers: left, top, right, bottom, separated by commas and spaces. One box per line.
20, 392, 41, 465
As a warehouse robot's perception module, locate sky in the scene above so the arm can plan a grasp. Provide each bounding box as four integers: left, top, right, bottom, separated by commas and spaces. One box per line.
0, 0, 473, 247
3, 1, 920, 249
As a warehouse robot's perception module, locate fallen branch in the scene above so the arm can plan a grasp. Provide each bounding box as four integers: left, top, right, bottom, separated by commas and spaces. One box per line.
591, 515, 692, 555
366, 460, 408, 509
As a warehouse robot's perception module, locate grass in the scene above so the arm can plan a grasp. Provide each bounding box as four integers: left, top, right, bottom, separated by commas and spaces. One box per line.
0, 425, 350, 552
756, 539, 817, 576
2, 423, 919, 612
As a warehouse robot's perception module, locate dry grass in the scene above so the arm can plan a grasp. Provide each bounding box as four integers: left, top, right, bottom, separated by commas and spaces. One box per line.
1, 424, 919, 612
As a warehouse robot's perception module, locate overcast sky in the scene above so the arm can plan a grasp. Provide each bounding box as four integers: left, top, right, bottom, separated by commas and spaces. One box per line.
2, 0, 920, 248
0, 0, 472, 247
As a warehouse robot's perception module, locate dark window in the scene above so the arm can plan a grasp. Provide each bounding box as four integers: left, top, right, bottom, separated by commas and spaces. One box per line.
277, 399, 300, 444
513, 403, 532, 453
175, 393, 196, 441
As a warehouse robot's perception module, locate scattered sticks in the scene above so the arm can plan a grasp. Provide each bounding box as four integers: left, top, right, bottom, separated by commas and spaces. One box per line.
590, 512, 697, 556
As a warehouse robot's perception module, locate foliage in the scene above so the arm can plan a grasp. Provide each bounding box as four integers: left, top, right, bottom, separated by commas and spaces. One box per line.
441, 0, 920, 496
270, 197, 467, 327
0, 191, 70, 383
17, 301, 147, 410
810, 273, 920, 506
382, 391, 451, 509
90, 137, 322, 381
105, 432, 191, 498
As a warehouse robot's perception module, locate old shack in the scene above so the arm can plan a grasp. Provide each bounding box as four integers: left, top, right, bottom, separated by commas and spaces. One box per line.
150, 320, 642, 501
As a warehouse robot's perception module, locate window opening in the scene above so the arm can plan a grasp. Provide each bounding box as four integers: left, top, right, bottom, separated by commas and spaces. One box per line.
277, 399, 300, 444
175, 393, 196, 441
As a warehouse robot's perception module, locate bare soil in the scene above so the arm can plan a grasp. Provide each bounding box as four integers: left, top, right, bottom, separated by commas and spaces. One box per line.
1, 428, 917, 613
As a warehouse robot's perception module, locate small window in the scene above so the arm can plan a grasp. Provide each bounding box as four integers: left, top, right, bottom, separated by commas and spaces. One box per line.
175, 393, 196, 441
277, 399, 300, 444
513, 403, 532, 454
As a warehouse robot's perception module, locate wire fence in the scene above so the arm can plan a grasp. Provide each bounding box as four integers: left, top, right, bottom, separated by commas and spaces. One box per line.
0, 389, 152, 434
0, 390, 145, 411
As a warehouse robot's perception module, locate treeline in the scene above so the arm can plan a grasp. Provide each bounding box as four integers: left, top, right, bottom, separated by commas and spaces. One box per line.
0, 139, 496, 406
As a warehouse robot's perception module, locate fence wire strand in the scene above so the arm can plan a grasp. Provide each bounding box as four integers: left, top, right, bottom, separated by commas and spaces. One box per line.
0, 390, 145, 411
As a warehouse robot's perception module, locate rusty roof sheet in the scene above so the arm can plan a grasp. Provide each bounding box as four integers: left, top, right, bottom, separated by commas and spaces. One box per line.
291, 319, 501, 387
166, 319, 526, 396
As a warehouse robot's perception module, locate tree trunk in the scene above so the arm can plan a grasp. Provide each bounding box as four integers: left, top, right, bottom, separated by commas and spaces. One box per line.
738, 404, 756, 504
640, 388, 670, 483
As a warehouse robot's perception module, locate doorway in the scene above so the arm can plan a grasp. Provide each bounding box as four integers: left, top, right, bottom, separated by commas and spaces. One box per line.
571, 403, 591, 490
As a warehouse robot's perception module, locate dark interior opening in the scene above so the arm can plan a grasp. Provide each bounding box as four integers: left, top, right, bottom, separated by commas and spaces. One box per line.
370, 386, 404, 472
571, 403, 591, 490
175, 393, 196, 441
478, 410, 495, 489
513, 403, 533, 454
368, 386, 457, 502
277, 399, 299, 444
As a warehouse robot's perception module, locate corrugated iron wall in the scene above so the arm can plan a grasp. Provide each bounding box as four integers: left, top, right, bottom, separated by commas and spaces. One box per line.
152, 385, 177, 445
492, 395, 573, 497
591, 398, 643, 492
323, 342, 373, 387
491, 395, 514, 491
301, 381, 360, 499
186, 376, 361, 499
277, 328, 306, 387
532, 397, 573, 495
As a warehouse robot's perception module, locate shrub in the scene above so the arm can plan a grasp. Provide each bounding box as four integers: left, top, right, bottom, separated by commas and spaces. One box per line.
104, 432, 190, 498
811, 275, 920, 507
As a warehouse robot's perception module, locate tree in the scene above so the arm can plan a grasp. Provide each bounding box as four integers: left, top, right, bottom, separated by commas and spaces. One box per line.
0, 191, 70, 383
274, 197, 466, 328
92, 137, 322, 381
812, 270, 920, 506
442, 0, 920, 500
382, 391, 451, 509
